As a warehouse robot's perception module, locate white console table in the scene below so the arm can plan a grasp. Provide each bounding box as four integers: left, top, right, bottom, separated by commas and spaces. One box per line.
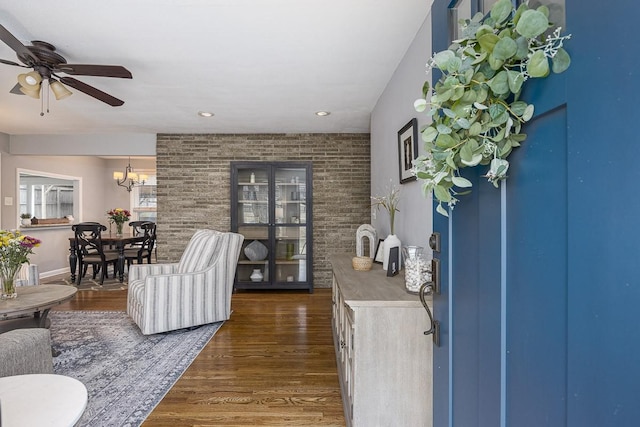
330, 255, 433, 427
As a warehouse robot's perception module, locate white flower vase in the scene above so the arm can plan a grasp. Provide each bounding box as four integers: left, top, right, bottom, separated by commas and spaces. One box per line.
250, 269, 264, 282
382, 234, 401, 272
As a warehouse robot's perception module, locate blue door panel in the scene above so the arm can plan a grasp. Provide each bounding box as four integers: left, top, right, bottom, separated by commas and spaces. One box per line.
506, 106, 568, 426
565, 1, 640, 424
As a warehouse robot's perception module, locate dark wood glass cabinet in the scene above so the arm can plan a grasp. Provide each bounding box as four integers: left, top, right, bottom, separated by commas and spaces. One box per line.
231, 161, 313, 292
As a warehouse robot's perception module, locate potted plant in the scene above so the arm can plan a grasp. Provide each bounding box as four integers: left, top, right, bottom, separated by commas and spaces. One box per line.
20, 213, 32, 226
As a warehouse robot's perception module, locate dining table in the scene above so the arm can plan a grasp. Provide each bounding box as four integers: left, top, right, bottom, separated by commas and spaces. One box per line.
68, 233, 145, 283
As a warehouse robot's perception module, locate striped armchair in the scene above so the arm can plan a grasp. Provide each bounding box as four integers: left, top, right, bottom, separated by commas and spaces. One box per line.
127, 229, 244, 335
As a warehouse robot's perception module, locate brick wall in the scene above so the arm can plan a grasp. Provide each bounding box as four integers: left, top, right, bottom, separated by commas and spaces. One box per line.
156, 133, 371, 288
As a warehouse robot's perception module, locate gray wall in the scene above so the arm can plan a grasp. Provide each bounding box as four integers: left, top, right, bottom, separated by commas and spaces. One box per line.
370, 15, 433, 251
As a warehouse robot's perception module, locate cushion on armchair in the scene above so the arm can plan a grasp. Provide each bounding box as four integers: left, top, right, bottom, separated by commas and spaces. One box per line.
177, 229, 223, 273
0, 328, 54, 377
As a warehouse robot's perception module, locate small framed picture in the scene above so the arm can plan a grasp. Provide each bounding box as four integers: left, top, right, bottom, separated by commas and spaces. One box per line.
374, 239, 384, 264
398, 118, 418, 184
386, 246, 400, 276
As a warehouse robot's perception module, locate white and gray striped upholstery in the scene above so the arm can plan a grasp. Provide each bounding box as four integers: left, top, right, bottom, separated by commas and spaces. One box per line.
127, 229, 244, 335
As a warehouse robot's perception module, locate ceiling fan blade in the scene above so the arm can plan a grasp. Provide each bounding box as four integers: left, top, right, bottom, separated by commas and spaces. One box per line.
0, 58, 27, 67
55, 64, 132, 79
9, 83, 24, 95
0, 24, 39, 65
59, 76, 124, 107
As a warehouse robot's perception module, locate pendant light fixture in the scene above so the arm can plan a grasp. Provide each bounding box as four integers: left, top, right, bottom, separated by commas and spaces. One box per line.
113, 158, 148, 192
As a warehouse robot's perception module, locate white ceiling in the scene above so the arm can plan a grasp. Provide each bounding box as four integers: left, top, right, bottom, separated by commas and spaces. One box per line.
0, 0, 429, 136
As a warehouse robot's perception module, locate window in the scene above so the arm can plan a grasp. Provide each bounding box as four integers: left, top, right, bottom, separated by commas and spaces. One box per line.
18, 169, 81, 221
131, 172, 157, 222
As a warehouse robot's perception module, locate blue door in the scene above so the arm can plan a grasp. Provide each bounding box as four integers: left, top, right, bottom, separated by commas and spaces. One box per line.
430, 1, 640, 426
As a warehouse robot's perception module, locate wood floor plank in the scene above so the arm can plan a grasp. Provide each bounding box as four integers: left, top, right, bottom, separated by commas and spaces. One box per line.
51, 285, 346, 426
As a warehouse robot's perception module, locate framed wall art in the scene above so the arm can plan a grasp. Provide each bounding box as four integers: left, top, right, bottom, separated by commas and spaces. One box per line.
398, 118, 418, 184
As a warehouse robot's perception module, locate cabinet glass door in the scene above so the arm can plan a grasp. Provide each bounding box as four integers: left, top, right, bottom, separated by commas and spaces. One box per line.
235, 166, 269, 283
274, 167, 309, 284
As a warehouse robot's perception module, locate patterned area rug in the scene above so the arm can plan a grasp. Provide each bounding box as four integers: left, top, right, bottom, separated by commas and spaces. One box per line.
49, 311, 222, 427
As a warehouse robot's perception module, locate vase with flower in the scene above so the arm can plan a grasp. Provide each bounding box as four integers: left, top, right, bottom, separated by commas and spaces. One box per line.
107, 208, 131, 237
371, 185, 401, 271
0, 230, 41, 299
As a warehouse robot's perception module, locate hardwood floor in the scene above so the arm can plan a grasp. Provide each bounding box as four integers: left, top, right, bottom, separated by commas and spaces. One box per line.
52, 287, 346, 426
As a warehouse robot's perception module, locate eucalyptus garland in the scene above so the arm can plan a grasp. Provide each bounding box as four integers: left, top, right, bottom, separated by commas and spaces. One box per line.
413, 0, 571, 216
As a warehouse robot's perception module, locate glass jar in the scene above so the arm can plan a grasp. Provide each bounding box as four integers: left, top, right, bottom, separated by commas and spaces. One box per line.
402, 246, 430, 294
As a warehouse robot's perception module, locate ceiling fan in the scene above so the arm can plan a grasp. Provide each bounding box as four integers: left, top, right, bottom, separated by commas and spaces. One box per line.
0, 23, 132, 111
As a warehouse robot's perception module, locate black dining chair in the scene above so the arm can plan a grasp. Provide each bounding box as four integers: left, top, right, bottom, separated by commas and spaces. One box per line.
72, 223, 119, 285
124, 222, 156, 269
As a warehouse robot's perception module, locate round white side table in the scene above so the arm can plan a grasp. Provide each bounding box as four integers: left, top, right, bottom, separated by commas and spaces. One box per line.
0, 374, 87, 427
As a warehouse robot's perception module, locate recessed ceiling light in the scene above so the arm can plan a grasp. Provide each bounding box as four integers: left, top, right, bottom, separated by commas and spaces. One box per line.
315, 111, 330, 117
198, 111, 214, 117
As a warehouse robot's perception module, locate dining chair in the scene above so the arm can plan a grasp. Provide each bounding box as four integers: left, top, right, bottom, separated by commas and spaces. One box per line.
124, 222, 156, 268
72, 223, 119, 285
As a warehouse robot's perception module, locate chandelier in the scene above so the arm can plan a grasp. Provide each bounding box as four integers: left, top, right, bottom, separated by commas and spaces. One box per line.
113, 158, 147, 192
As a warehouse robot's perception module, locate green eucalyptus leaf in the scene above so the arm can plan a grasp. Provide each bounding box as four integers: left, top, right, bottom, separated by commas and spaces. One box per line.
514, 36, 529, 60
461, 89, 477, 104
456, 118, 471, 129
552, 48, 571, 73
491, 0, 513, 24
434, 185, 452, 202
510, 101, 528, 116
452, 176, 473, 188
473, 102, 488, 110
448, 56, 462, 72
437, 123, 452, 134
475, 24, 496, 39
489, 54, 505, 71
493, 37, 518, 60
461, 153, 483, 167
499, 142, 513, 157
422, 126, 439, 142
446, 154, 457, 169
507, 70, 525, 93
471, 51, 488, 65
414, 98, 428, 113
528, 50, 550, 77
451, 86, 466, 101
436, 133, 456, 148
522, 104, 535, 121
469, 122, 483, 136
422, 81, 430, 98
537, 5, 550, 18
488, 71, 509, 95
493, 111, 509, 126
515, 9, 549, 38
475, 87, 488, 103
478, 33, 500, 53
478, 63, 496, 79
438, 88, 453, 102
433, 50, 455, 69
443, 108, 457, 118
436, 203, 449, 217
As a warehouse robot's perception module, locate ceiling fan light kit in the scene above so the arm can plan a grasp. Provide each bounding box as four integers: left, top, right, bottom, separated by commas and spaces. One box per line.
17, 70, 41, 88
49, 79, 72, 100
0, 23, 132, 115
